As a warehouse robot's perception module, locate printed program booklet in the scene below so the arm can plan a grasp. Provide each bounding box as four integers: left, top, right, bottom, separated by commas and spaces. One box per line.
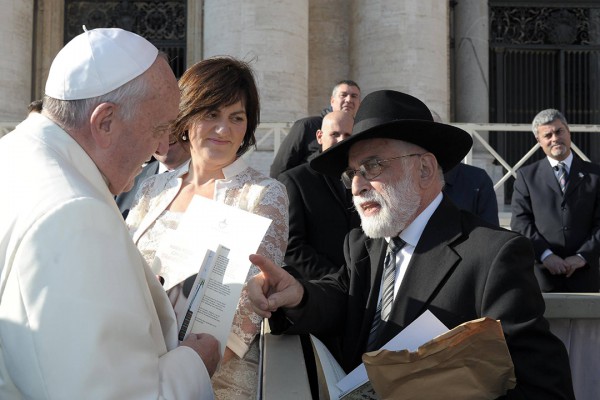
151, 195, 272, 354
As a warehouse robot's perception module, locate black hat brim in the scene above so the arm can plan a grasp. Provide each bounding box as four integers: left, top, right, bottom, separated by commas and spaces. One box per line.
310, 119, 473, 177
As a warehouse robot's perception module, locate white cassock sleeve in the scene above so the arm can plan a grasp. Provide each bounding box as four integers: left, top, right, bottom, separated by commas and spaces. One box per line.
0, 198, 213, 399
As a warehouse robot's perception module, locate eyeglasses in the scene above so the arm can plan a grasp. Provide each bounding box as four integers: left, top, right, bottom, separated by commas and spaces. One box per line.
341, 153, 424, 189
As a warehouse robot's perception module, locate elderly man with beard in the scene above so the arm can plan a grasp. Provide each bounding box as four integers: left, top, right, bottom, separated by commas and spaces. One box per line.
247, 91, 575, 399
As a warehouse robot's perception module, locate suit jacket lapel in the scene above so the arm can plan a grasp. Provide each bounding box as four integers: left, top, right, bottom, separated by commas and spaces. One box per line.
322, 174, 349, 210
366, 238, 387, 307
132, 167, 187, 243
378, 197, 462, 346
148, 161, 160, 176
351, 237, 387, 354
564, 156, 585, 196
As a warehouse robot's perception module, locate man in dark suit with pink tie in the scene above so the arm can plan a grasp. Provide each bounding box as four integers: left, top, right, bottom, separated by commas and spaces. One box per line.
511, 108, 600, 293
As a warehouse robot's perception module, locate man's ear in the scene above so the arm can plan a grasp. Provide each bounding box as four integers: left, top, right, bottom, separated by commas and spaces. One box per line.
89, 102, 116, 149
316, 129, 324, 145
419, 153, 438, 185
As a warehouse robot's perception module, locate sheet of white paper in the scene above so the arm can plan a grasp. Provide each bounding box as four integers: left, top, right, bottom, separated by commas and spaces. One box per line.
186, 245, 239, 350
154, 195, 272, 351
311, 334, 347, 399
336, 309, 448, 397
177, 248, 215, 341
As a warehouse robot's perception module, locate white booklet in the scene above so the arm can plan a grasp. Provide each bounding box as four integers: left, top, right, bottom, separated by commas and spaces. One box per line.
312, 310, 448, 399
151, 195, 272, 354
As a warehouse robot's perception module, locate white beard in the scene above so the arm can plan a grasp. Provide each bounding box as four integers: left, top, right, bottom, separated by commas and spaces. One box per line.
353, 172, 421, 238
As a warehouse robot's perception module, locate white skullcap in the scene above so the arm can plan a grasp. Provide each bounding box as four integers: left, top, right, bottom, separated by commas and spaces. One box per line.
45, 27, 159, 100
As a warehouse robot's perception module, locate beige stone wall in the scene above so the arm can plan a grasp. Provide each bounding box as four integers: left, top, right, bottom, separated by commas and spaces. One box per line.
203, 0, 309, 123
307, 0, 352, 115
350, 0, 449, 121
3, 0, 456, 125
0, 0, 34, 120
454, 0, 489, 124
33, 0, 64, 101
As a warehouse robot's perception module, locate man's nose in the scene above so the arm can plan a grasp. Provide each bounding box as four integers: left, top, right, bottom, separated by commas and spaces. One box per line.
155, 133, 170, 156
351, 172, 370, 196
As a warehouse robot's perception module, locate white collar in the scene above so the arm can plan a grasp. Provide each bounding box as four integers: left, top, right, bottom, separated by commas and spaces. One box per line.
174, 157, 249, 179
157, 162, 169, 174
547, 152, 573, 170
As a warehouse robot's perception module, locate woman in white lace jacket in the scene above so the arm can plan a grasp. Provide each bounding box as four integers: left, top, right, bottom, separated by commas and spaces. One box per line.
126, 57, 289, 399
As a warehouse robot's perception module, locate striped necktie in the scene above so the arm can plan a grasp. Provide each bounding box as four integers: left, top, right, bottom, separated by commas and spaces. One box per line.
556, 162, 568, 193
367, 237, 405, 351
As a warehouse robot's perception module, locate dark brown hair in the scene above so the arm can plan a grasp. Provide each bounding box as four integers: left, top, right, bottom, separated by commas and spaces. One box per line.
172, 56, 259, 157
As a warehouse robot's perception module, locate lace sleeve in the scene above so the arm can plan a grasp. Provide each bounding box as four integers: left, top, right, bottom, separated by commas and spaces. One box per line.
252, 178, 289, 267
125, 175, 157, 234
227, 178, 289, 357
125, 171, 181, 237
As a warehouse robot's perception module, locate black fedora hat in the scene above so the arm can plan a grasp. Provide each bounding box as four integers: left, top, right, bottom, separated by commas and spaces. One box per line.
310, 90, 473, 177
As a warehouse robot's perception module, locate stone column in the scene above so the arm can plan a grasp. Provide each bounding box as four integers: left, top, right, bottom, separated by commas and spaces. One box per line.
350, 0, 449, 121
307, 0, 352, 115
453, 1, 500, 206
203, 0, 309, 123
454, 0, 489, 124
186, 0, 203, 67
34, 0, 65, 100
0, 0, 34, 120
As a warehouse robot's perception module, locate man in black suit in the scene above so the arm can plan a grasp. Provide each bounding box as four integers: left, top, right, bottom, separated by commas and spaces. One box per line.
269, 80, 361, 178
429, 109, 499, 225
248, 90, 574, 399
115, 136, 190, 218
278, 111, 360, 280
444, 163, 499, 225
511, 109, 600, 292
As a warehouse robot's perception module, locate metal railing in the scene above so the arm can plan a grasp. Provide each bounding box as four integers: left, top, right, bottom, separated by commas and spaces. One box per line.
4, 120, 600, 194
247, 122, 600, 193
452, 123, 599, 191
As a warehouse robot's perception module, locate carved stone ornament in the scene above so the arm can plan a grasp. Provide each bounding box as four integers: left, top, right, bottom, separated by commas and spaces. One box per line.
490, 6, 592, 45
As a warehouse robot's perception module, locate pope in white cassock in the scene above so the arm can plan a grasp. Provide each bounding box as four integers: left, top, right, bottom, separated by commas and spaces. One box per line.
0, 27, 220, 399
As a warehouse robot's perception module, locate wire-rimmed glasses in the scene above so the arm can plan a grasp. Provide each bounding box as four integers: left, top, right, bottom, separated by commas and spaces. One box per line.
341, 153, 424, 189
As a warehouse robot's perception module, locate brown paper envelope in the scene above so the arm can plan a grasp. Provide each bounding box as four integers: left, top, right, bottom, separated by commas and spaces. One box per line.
362, 317, 516, 400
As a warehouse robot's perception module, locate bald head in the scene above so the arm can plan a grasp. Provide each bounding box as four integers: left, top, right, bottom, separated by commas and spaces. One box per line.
316, 111, 355, 151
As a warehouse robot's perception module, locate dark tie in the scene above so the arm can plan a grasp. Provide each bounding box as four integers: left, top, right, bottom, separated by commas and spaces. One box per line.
367, 237, 406, 351
556, 162, 568, 193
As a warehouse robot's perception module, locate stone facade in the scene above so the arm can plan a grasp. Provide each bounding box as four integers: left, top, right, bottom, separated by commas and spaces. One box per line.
0, 0, 488, 177
0, 0, 34, 121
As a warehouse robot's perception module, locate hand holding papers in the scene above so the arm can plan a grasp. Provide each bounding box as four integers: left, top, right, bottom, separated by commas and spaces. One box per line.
310, 311, 515, 399
153, 195, 272, 354
312, 310, 448, 399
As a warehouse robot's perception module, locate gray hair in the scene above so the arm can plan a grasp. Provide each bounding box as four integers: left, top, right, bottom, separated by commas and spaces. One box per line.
331, 80, 361, 97
437, 165, 445, 187
531, 109, 568, 137
400, 149, 446, 186
43, 63, 153, 131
